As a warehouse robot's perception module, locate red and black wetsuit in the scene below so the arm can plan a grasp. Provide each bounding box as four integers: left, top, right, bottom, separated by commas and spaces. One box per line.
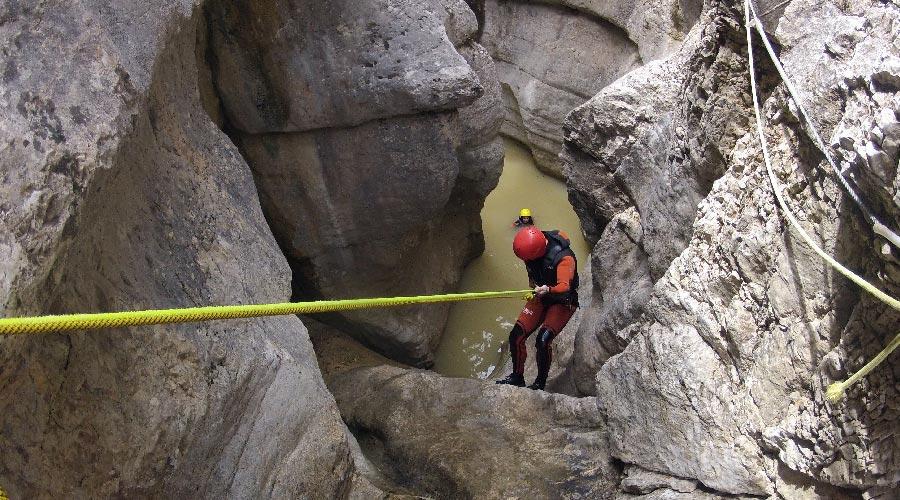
509, 230, 579, 387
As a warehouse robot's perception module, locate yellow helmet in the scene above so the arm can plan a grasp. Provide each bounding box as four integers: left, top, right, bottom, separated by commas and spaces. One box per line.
519, 208, 532, 217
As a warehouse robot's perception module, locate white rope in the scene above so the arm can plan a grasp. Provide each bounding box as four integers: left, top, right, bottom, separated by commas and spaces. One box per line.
747, 0, 900, 249
744, 0, 900, 403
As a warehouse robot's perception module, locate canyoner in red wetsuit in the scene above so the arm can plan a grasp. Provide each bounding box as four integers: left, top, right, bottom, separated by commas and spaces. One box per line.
496, 226, 579, 390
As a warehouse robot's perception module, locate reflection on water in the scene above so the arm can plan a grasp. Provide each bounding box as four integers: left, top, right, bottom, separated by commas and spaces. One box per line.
433, 138, 590, 379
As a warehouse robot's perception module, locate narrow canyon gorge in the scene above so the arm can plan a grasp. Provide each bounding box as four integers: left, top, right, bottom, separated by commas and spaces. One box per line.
1, 0, 897, 498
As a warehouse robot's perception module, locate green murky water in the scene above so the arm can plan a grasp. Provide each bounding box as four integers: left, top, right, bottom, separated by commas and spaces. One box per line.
433, 138, 590, 379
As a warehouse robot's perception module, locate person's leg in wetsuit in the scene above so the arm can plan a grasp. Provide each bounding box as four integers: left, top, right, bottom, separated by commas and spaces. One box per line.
496, 297, 546, 386
528, 303, 577, 390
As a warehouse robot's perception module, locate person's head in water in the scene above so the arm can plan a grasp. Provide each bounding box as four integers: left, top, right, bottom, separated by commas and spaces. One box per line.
514, 207, 534, 227
513, 226, 547, 261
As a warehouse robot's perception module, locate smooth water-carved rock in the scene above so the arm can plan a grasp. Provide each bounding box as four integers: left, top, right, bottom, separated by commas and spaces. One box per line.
207, 0, 504, 367
479, 0, 641, 176
207, 0, 483, 133
477, 0, 700, 177
330, 364, 619, 499
0, 4, 355, 497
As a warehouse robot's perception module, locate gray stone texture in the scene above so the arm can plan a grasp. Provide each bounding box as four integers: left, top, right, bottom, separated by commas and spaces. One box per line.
478, 0, 701, 177
620, 465, 698, 495
538, 0, 705, 60
207, 0, 482, 134
0, 2, 357, 497
206, 0, 504, 367
329, 364, 620, 499
563, 0, 900, 497
3, 0, 899, 498
564, 2, 757, 396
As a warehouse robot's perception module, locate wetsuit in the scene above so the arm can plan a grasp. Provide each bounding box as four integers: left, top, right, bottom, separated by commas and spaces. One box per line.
508, 230, 578, 388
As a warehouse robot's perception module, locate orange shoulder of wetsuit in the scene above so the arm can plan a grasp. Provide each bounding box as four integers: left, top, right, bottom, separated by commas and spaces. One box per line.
546, 231, 574, 294
548, 255, 575, 294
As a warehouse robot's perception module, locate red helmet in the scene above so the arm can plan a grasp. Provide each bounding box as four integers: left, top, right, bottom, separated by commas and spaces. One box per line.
513, 227, 547, 261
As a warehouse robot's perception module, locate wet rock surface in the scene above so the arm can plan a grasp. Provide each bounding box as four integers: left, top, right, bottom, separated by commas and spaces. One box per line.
207, 0, 504, 367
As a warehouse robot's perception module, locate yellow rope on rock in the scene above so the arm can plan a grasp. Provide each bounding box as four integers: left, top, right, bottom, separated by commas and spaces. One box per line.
0, 485, 7, 500
825, 332, 900, 402
745, 0, 900, 404
0, 290, 533, 336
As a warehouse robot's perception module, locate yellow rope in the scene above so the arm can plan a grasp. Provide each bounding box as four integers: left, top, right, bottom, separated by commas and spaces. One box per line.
0, 290, 533, 336
825, 332, 900, 402
0, 485, 7, 500
745, 0, 900, 403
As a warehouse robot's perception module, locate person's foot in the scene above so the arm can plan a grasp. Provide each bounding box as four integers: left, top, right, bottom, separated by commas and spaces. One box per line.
495, 373, 525, 387
527, 380, 546, 391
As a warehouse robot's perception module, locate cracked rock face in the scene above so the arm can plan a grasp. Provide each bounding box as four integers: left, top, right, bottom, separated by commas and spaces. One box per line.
563, 0, 900, 497
206, 0, 504, 367
477, 0, 700, 177
0, 3, 356, 497
564, 2, 756, 397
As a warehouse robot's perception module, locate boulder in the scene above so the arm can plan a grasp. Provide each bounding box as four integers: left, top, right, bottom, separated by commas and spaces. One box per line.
206, 0, 505, 367
207, 0, 483, 133
329, 364, 620, 498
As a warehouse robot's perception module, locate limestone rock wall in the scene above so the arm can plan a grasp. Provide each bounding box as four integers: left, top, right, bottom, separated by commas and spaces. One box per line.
563, 0, 900, 497
0, 3, 359, 497
477, 0, 701, 177
4, 0, 898, 497
564, 1, 756, 394
206, 0, 504, 367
